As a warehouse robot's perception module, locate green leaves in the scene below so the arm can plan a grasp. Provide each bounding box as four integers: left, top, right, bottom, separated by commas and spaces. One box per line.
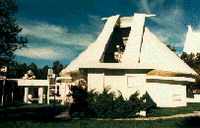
180, 52, 200, 74
70, 87, 155, 118
0, 0, 27, 65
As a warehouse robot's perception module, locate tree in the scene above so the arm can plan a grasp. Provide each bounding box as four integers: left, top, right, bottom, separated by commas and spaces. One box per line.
28, 63, 39, 78
166, 44, 176, 52
180, 52, 200, 74
7, 61, 50, 79
40, 65, 49, 79
15, 62, 28, 78
52, 61, 63, 77
180, 52, 195, 67
0, 0, 27, 65
7, 61, 28, 78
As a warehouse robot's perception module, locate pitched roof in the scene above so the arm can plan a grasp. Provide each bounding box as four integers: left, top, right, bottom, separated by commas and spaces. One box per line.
140, 28, 196, 74
61, 15, 120, 74
61, 13, 197, 76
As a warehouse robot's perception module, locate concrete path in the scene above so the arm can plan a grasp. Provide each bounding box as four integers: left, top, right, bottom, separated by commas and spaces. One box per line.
135, 111, 200, 120
55, 111, 71, 120
95, 111, 200, 121
57, 111, 200, 121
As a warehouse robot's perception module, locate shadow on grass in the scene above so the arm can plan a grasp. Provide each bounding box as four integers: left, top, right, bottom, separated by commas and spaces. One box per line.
147, 103, 200, 117
177, 116, 200, 128
0, 104, 69, 122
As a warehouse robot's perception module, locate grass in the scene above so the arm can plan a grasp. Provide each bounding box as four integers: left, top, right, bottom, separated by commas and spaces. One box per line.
0, 104, 68, 121
3, 117, 200, 128
0, 119, 183, 128
148, 103, 200, 117
1, 103, 200, 119
0, 103, 200, 128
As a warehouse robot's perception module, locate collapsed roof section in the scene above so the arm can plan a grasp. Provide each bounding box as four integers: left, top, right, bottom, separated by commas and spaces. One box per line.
61, 13, 197, 76
61, 15, 120, 74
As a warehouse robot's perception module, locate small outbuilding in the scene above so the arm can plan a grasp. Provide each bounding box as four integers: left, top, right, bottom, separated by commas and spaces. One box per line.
61, 13, 197, 107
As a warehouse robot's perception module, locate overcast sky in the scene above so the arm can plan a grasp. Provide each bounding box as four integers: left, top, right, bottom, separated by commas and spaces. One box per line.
15, 0, 200, 67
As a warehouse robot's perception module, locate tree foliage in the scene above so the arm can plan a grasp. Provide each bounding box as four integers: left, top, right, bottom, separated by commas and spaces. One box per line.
7, 60, 64, 79
166, 44, 176, 52
52, 60, 63, 77
0, 0, 27, 65
181, 52, 200, 74
69, 87, 156, 118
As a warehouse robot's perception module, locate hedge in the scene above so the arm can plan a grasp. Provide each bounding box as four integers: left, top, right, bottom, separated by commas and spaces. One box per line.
69, 86, 156, 118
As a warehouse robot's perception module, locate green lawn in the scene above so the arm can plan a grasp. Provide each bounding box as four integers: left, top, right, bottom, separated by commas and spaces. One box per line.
0, 104, 200, 128
1, 103, 200, 119
148, 103, 200, 117
0, 104, 68, 120
1, 117, 200, 128
0, 119, 183, 128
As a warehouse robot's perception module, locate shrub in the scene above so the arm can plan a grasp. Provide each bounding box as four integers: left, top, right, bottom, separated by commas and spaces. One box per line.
69, 85, 88, 117
69, 86, 155, 118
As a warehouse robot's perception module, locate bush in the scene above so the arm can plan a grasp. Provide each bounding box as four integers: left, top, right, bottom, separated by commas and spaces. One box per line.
179, 116, 200, 128
69, 85, 88, 117
69, 86, 155, 118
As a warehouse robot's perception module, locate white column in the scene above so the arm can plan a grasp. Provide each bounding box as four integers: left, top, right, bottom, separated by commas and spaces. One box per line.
60, 84, 66, 105
38, 87, 43, 104
24, 87, 29, 103
55, 84, 58, 96
47, 85, 50, 104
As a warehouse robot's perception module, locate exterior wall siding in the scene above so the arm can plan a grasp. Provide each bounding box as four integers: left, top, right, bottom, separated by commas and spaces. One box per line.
88, 72, 104, 92
87, 70, 188, 107
146, 84, 186, 107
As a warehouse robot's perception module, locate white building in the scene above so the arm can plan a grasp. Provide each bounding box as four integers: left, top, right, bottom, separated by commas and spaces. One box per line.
183, 25, 200, 54
61, 13, 197, 107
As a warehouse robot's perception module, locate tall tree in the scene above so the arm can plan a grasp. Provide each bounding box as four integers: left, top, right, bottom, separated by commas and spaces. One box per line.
0, 0, 27, 65
180, 52, 195, 67
52, 61, 63, 77
166, 44, 176, 52
40, 65, 49, 79
28, 63, 38, 77
180, 52, 200, 74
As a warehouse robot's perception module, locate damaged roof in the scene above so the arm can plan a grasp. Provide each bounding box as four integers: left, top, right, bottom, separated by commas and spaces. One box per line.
61, 13, 197, 76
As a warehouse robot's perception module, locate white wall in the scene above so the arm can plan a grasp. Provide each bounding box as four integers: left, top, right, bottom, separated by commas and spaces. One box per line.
187, 94, 200, 103
88, 71, 147, 99
88, 72, 104, 92
104, 75, 126, 97
146, 84, 187, 107
87, 71, 188, 107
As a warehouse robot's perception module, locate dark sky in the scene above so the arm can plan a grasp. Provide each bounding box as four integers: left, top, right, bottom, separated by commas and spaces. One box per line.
15, 0, 200, 67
